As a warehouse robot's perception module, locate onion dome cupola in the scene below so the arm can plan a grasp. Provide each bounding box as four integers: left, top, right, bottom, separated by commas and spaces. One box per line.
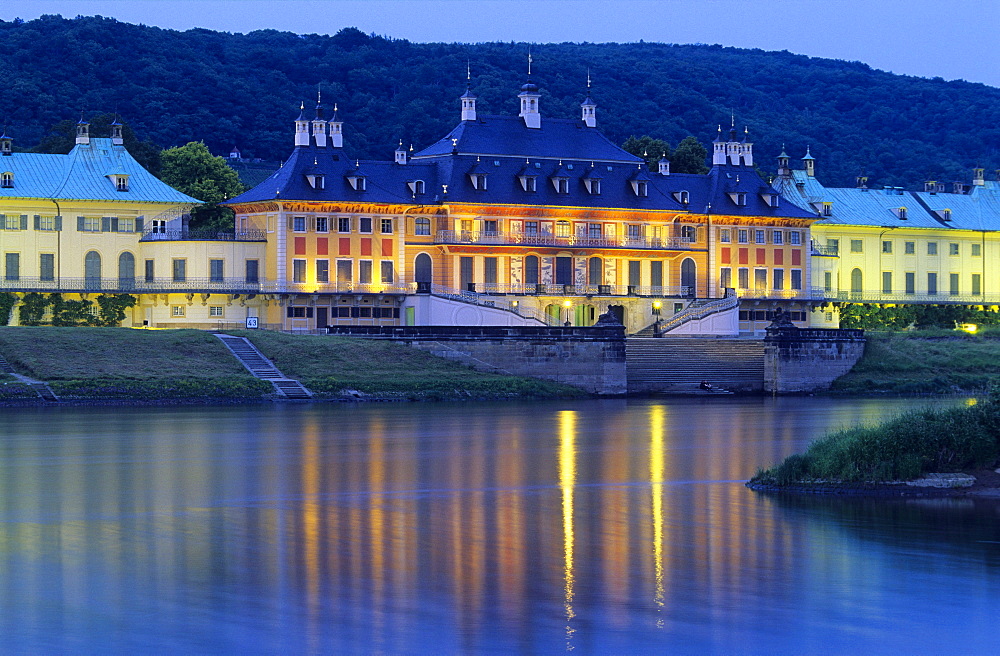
75, 114, 90, 146
0, 128, 12, 156
294, 102, 310, 147
802, 146, 815, 177
311, 97, 328, 148
110, 115, 124, 146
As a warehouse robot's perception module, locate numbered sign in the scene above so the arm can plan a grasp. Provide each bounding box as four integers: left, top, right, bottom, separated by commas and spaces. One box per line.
245, 316, 259, 329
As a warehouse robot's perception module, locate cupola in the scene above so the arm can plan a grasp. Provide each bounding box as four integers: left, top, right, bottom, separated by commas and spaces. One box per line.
658, 154, 670, 176
329, 103, 344, 149
461, 66, 477, 122
802, 146, 815, 177
311, 99, 328, 148
0, 129, 12, 156
776, 146, 790, 177
294, 102, 310, 147
395, 140, 407, 165
110, 115, 124, 146
580, 73, 596, 128
76, 115, 90, 146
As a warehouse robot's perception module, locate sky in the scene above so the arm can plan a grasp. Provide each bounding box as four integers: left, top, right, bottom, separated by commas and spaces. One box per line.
3, 0, 1000, 88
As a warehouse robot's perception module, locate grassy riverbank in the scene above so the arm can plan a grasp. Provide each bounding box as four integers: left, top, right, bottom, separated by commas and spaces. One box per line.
750, 396, 1000, 486
0, 327, 582, 402
831, 330, 1000, 394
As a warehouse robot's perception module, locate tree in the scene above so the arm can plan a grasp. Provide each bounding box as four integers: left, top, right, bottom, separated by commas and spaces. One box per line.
671, 136, 709, 174
160, 142, 246, 233
32, 113, 162, 176
622, 136, 671, 172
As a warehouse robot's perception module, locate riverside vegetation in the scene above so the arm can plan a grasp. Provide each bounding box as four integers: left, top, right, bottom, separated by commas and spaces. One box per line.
0, 327, 582, 403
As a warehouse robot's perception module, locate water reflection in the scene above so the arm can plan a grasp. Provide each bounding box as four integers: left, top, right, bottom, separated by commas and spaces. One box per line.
0, 396, 996, 653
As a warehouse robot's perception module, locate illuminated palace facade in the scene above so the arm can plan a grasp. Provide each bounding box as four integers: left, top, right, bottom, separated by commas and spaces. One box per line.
227, 79, 817, 334
0, 120, 267, 328
773, 151, 1000, 327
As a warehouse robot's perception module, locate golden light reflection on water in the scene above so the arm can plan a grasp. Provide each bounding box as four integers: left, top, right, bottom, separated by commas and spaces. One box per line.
558, 410, 577, 651
649, 404, 666, 629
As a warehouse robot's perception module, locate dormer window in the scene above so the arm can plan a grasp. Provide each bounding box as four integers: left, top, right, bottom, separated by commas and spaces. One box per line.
941, 209, 952, 221
673, 190, 690, 204
347, 174, 366, 191
407, 180, 426, 195
552, 176, 569, 194
760, 193, 779, 207
897, 207, 908, 220
584, 178, 601, 195
306, 174, 325, 190
110, 174, 129, 192
0, 172, 12, 188
822, 202, 832, 216
519, 175, 537, 192
631, 180, 648, 197
469, 173, 488, 190
728, 192, 747, 206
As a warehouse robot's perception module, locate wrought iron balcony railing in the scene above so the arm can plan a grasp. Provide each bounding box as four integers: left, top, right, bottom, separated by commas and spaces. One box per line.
435, 230, 697, 250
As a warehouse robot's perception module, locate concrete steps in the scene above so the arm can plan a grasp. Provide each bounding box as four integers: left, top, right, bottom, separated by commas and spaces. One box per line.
216, 334, 313, 399
0, 353, 61, 402
626, 337, 765, 394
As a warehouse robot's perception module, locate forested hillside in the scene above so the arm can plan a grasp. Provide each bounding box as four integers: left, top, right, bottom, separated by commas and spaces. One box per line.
1, 14, 998, 187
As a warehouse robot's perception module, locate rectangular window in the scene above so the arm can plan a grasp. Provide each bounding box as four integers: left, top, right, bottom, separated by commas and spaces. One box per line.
927, 272, 938, 295
360, 217, 373, 234
145, 259, 155, 283
172, 259, 186, 282
754, 268, 767, 290
209, 259, 224, 282
882, 271, 892, 294
850, 239, 863, 253
338, 217, 351, 233
171, 305, 185, 317
904, 241, 915, 254
380, 218, 393, 234
336, 260, 352, 283
738, 268, 750, 289
755, 230, 766, 244
381, 261, 394, 284
40, 253, 54, 281
927, 242, 938, 255
525, 221, 539, 235
209, 306, 224, 317
772, 268, 784, 291
588, 223, 602, 239
720, 267, 732, 289
905, 272, 915, 295
293, 216, 306, 232
359, 260, 373, 284
650, 261, 663, 288
292, 259, 306, 283
772, 231, 783, 245
719, 228, 731, 243
882, 241, 892, 254
972, 273, 982, 295
789, 231, 801, 245
629, 260, 641, 286
38, 216, 55, 231
316, 216, 328, 233
950, 273, 959, 295
972, 243, 982, 257
117, 217, 134, 233
824, 271, 832, 292
414, 217, 430, 236
245, 259, 259, 284
484, 257, 498, 285
791, 269, 802, 290
827, 238, 839, 254
81, 216, 101, 232
316, 259, 329, 283
4, 253, 19, 281
949, 243, 959, 256
738, 229, 749, 244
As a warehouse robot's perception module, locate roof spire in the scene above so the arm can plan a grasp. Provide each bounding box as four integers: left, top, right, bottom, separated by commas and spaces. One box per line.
527, 48, 532, 77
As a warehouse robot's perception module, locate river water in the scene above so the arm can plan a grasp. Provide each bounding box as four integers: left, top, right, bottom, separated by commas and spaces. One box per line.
0, 397, 997, 654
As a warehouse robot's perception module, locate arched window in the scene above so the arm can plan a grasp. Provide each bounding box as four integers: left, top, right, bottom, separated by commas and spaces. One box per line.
588, 257, 603, 285
414, 253, 432, 284
85, 251, 102, 290
524, 255, 539, 286
851, 268, 863, 294
681, 258, 697, 297
118, 252, 135, 290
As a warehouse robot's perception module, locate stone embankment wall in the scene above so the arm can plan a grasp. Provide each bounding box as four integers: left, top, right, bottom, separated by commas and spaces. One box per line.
328, 325, 627, 395
763, 327, 866, 393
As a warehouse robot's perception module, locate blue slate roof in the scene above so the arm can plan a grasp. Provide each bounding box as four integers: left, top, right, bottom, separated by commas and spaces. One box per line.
0, 138, 199, 204
230, 102, 813, 221
774, 169, 1000, 231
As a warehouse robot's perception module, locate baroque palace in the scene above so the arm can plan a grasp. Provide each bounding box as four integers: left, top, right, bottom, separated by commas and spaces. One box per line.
3, 76, 998, 333
225, 77, 816, 334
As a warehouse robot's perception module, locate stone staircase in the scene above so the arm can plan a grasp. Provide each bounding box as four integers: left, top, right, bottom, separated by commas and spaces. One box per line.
215, 334, 313, 399
0, 352, 61, 402
626, 337, 765, 394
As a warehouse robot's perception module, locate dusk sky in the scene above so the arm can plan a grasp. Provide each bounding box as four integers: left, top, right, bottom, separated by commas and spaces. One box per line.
3, 0, 999, 88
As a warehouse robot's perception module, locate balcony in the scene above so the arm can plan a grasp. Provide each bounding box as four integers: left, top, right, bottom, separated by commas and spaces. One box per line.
818, 290, 1000, 305
458, 282, 691, 297
436, 230, 697, 251
140, 229, 267, 242
0, 277, 407, 295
